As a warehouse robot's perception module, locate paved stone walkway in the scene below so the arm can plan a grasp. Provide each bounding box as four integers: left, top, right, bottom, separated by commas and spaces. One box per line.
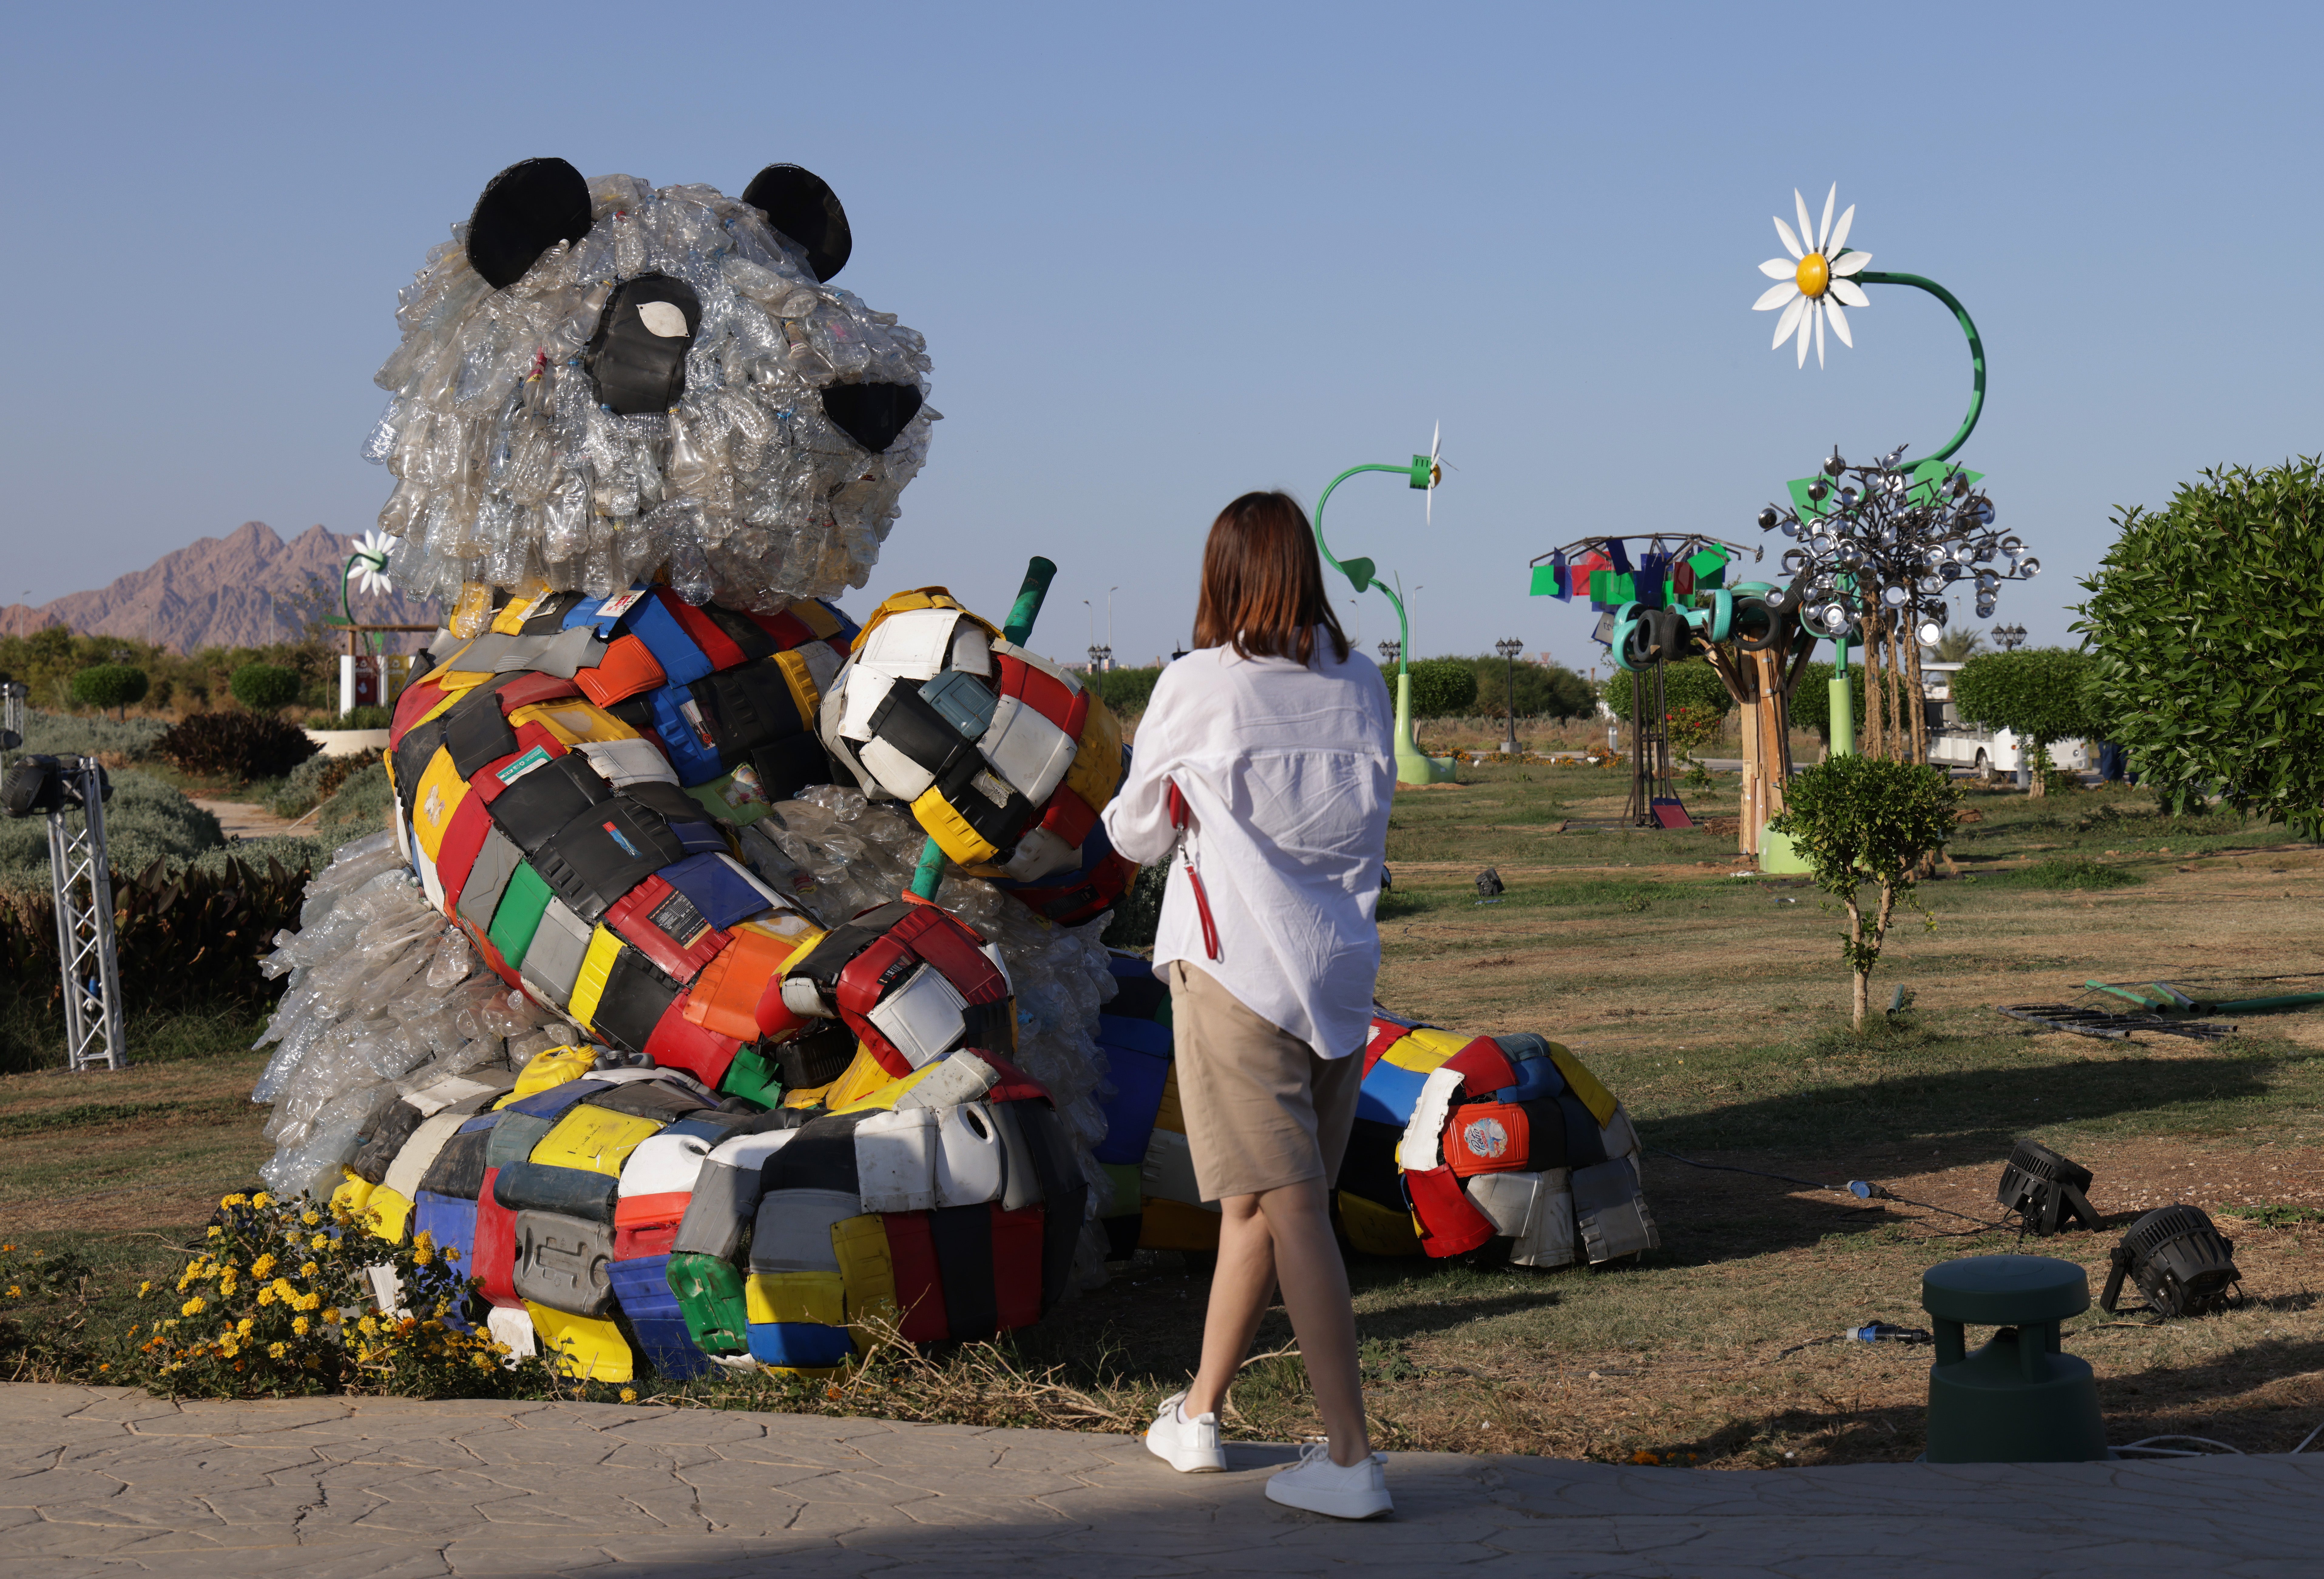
5, 1385, 2318, 1577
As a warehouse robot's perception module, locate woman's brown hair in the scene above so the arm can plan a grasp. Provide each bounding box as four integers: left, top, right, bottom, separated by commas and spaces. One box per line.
1192, 491, 1353, 665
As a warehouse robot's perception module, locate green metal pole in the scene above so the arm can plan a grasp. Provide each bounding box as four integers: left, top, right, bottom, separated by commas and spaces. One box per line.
906, 556, 1057, 902
1852, 267, 1985, 465
1828, 636, 1855, 757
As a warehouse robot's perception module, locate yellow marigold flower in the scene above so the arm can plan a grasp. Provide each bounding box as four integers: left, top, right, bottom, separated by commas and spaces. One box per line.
299, 1291, 321, 1312
257, 1287, 276, 1306
268, 1342, 287, 1360
4, 1286, 19, 1299
237, 1317, 255, 1335
323, 1307, 342, 1325
219, 1337, 239, 1357
413, 1231, 434, 1252
251, 1193, 273, 1209
300, 1262, 319, 1279
444, 1247, 461, 1263
206, 1226, 223, 1239
221, 1194, 248, 1208
292, 1315, 311, 1336
251, 1253, 277, 1277
620, 1388, 637, 1403
218, 1279, 238, 1298
138, 1280, 153, 1299
181, 1297, 206, 1317
302, 1210, 320, 1226
472, 1355, 491, 1371
311, 1233, 330, 1251
357, 1315, 378, 1336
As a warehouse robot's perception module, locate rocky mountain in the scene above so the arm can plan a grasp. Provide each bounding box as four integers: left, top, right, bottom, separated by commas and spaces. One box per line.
0, 522, 438, 653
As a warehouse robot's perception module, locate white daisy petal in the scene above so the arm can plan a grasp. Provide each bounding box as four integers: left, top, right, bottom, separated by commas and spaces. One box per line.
1796, 304, 1814, 367
1830, 277, 1871, 309
1814, 301, 1826, 367
1773, 216, 1804, 260
1754, 281, 1801, 311
1760, 257, 1796, 279
1832, 250, 1870, 276
1825, 297, 1852, 347
1772, 294, 1807, 348
1828, 204, 1855, 256
1795, 191, 1817, 257
1818, 184, 1836, 252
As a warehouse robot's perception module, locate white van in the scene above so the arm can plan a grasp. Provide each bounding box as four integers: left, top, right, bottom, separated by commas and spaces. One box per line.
1920, 662, 2089, 777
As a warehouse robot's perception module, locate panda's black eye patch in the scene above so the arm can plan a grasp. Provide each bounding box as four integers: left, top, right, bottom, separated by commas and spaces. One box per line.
584, 274, 703, 415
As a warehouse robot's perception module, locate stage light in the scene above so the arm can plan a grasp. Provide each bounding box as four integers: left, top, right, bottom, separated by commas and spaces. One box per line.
2100, 1204, 2241, 1318
1996, 1138, 2101, 1235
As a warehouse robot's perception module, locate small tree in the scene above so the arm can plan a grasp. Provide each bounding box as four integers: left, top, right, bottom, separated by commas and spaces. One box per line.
1463, 655, 1596, 721
1792, 662, 1868, 750
70, 663, 149, 720
1769, 757, 1960, 1029
1405, 657, 1480, 718
1597, 659, 1734, 724
228, 662, 302, 714
1948, 648, 2102, 797
2077, 458, 2324, 833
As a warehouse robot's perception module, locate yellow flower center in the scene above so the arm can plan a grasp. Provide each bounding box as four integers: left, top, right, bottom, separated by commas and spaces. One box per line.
1795, 253, 1830, 299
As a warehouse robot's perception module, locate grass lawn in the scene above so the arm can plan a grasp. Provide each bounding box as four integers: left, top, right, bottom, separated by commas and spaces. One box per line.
6, 766, 2321, 1465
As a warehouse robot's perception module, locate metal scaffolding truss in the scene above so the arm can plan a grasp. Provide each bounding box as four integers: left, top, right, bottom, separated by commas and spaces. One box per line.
47, 756, 126, 1071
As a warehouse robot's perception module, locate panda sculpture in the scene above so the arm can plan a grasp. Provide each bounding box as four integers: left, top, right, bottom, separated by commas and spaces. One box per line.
253, 157, 1652, 1385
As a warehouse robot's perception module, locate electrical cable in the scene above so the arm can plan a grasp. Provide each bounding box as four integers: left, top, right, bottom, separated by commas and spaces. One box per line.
2293, 1419, 2324, 1455
2112, 1435, 2243, 1457
1646, 1147, 2015, 1232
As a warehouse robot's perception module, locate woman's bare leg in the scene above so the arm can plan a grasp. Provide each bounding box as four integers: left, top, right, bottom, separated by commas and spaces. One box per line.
1183, 1193, 1273, 1419
1255, 1176, 1371, 1465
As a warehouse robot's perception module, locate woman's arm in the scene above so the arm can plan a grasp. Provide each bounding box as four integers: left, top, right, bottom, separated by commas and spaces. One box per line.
1100, 664, 1183, 865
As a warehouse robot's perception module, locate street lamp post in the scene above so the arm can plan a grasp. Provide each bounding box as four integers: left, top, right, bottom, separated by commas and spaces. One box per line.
1496, 638, 1524, 755
1378, 639, 1401, 667
1991, 623, 2027, 651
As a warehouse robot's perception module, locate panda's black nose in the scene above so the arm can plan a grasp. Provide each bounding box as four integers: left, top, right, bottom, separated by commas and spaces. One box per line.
821, 382, 924, 454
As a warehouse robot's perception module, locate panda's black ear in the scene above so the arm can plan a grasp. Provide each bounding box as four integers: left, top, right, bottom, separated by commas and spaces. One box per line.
466, 158, 594, 289
741, 164, 853, 282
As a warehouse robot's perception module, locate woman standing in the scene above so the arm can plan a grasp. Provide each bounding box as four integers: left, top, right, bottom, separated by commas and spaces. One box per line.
1101, 490, 1396, 1520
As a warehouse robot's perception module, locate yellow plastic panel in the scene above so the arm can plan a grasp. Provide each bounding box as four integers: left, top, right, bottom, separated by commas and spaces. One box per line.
1139, 1197, 1223, 1253
1548, 1044, 1618, 1126
567, 928, 626, 1030
908, 784, 1001, 866
409, 748, 470, 859
1384, 1026, 1469, 1075
745, 1270, 847, 1327
1337, 1191, 1422, 1257
509, 700, 639, 746
530, 1106, 663, 1176
829, 1214, 900, 1352
366, 1184, 413, 1245
508, 1044, 599, 1103
330, 1170, 374, 1220
524, 1299, 634, 1382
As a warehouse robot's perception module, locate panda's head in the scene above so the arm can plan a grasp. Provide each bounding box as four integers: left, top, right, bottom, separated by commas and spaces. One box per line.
368, 158, 935, 613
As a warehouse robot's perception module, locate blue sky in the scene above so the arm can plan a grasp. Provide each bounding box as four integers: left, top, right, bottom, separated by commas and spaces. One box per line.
5, 2, 2317, 672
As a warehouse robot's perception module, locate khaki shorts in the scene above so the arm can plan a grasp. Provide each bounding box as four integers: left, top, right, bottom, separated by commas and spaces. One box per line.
1167, 961, 1361, 1202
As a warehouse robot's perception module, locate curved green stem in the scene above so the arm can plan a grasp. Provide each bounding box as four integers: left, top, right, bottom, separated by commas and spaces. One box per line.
1313, 462, 1414, 675
1854, 268, 1984, 464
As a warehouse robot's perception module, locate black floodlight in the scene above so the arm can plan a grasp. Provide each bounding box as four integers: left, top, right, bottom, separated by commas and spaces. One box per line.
2100, 1204, 2241, 1318
2, 754, 108, 818
1475, 867, 1505, 899
1996, 1137, 2100, 1235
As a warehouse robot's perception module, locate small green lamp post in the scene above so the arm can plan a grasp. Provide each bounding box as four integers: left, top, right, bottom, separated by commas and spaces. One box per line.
1314, 446, 1456, 786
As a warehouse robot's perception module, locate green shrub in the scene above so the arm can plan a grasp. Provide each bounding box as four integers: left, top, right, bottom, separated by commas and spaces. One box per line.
157, 711, 319, 783
270, 751, 377, 820
1094, 667, 1160, 718
1598, 659, 1734, 722
316, 759, 393, 833
228, 663, 302, 714
1464, 656, 1596, 720
70, 664, 149, 719
1405, 657, 1480, 718
1950, 649, 2104, 799
327, 706, 394, 730
1791, 663, 1869, 744
14, 708, 170, 761
0, 770, 225, 892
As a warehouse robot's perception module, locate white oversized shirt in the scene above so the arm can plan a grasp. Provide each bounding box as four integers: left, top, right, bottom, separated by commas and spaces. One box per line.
1101, 634, 1394, 1060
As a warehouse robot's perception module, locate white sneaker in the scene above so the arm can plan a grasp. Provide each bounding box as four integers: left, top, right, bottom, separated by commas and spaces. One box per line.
1264, 1442, 1392, 1519
1145, 1390, 1226, 1473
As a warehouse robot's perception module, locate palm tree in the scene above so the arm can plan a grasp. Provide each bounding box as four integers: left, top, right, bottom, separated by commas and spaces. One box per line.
1927, 629, 1984, 663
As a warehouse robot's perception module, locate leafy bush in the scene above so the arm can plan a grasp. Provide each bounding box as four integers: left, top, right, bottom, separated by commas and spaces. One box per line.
1598, 659, 1733, 723
268, 750, 371, 819
1950, 648, 2104, 798
1465, 656, 1596, 720
158, 710, 319, 782
1405, 657, 1480, 718
2077, 457, 2324, 835
120, 1192, 552, 1399
228, 663, 302, 714
316, 759, 393, 833
327, 706, 394, 730
0, 769, 225, 892
1094, 666, 1160, 718
70, 664, 149, 719
14, 708, 169, 761
1769, 757, 1960, 1029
